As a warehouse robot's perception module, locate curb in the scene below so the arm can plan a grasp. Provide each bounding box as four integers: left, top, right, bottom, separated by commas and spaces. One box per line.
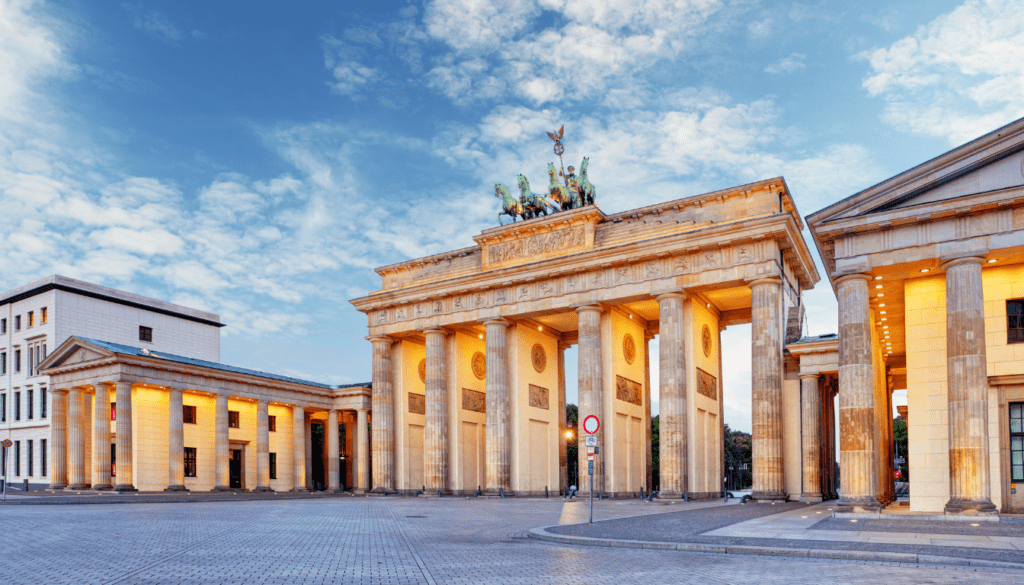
527, 526, 1024, 571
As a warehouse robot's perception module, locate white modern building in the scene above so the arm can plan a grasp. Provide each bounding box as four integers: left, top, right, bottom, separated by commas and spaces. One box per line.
1, 275, 222, 487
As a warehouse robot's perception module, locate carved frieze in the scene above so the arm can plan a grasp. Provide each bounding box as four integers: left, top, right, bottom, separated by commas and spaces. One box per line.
615, 375, 642, 405
697, 368, 717, 400
486, 226, 586, 268
462, 388, 485, 413
409, 393, 426, 415
529, 384, 549, 409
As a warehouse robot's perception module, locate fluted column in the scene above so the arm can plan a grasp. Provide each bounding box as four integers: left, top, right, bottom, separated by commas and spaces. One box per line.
836, 274, 880, 511
66, 387, 88, 489
484, 318, 511, 494
91, 384, 112, 490
48, 389, 68, 490
751, 277, 785, 501
212, 393, 230, 491
166, 387, 186, 491
943, 256, 997, 515
356, 408, 370, 493
644, 331, 654, 493
557, 341, 569, 492
800, 375, 823, 502
255, 399, 272, 492
113, 380, 135, 491
577, 306, 605, 495
423, 328, 449, 494
656, 293, 686, 498
369, 336, 394, 492
291, 406, 307, 491
327, 409, 340, 492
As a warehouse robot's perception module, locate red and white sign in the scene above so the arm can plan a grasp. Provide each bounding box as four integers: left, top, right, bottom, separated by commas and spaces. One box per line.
1, 439, 11, 449
582, 415, 600, 435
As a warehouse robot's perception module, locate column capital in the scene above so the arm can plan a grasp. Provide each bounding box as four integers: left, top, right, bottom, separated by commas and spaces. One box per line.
655, 291, 685, 302
575, 304, 603, 315
558, 339, 573, 350
748, 276, 783, 288
366, 335, 393, 344
799, 373, 820, 381
481, 317, 510, 327
833, 272, 872, 286
422, 327, 449, 336
940, 255, 986, 271
52, 387, 70, 395
356, 407, 369, 413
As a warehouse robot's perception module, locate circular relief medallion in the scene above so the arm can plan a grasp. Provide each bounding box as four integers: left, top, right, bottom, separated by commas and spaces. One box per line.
471, 351, 486, 380
531, 343, 547, 373
418, 359, 426, 383
623, 333, 636, 365
702, 324, 712, 357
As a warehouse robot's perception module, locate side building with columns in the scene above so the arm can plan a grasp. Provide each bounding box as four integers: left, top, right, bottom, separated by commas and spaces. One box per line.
352, 178, 831, 500
808, 116, 1024, 515
1, 275, 222, 489
37, 337, 371, 493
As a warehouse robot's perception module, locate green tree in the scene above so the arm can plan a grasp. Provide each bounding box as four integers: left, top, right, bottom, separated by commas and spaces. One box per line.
651, 415, 660, 490
893, 416, 908, 481
723, 424, 752, 490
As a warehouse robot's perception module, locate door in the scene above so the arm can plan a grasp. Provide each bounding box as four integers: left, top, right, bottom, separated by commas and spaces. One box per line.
462, 422, 478, 492
408, 424, 424, 491
230, 449, 243, 489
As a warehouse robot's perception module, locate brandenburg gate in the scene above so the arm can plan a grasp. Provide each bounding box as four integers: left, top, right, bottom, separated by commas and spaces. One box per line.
351, 177, 820, 499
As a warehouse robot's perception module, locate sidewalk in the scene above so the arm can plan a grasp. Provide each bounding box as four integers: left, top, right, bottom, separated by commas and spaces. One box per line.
530, 500, 1024, 570
0, 489, 361, 505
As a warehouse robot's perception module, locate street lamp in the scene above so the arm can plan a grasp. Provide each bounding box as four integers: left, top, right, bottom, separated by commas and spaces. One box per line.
565, 430, 573, 440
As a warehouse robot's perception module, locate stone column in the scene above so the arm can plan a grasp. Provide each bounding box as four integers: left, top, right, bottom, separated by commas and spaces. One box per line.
305, 415, 313, 489
577, 306, 605, 495
369, 336, 394, 492
643, 331, 653, 493
166, 387, 186, 491
66, 387, 88, 489
91, 384, 112, 490
327, 409, 340, 492
48, 389, 68, 490
656, 293, 686, 498
800, 374, 823, 502
751, 277, 785, 501
356, 408, 370, 493
113, 380, 135, 491
484, 318, 511, 494
424, 328, 449, 494
836, 273, 880, 512
291, 406, 307, 491
558, 341, 569, 492
943, 256, 997, 515
255, 399, 272, 492
212, 393, 230, 491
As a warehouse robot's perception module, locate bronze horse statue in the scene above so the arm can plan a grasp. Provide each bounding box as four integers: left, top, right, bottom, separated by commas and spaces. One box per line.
517, 174, 558, 219
495, 183, 526, 225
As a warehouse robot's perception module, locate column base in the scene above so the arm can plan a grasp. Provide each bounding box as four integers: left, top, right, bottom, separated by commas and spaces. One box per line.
67, 483, 91, 490
164, 485, 188, 492
92, 483, 114, 491
253, 486, 274, 493
750, 490, 787, 502
353, 488, 369, 494
114, 484, 137, 493
290, 487, 310, 493
835, 496, 882, 513
945, 499, 999, 516
800, 493, 824, 503
211, 485, 234, 492
47, 483, 68, 491
370, 486, 393, 495
483, 488, 515, 497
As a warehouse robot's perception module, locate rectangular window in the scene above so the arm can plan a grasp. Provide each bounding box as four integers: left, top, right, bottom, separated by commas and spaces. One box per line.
14, 349, 21, 373
184, 447, 197, 477
27, 347, 33, 376
27, 389, 33, 420
0, 393, 5, 422
111, 443, 116, 477
41, 439, 47, 477
14, 392, 20, 421
1012, 403, 1024, 482
229, 410, 240, 428
269, 453, 277, 480
40, 388, 46, 418
14, 441, 20, 476
183, 405, 197, 424
1, 318, 5, 333
27, 440, 33, 477
14, 315, 20, 331
27, 311, 33, 327
111, 402, 116, 421
139, 326, 152, 342
1010, 300, 1024, 344
1, 352, 5, 375
268, 415, 277, 432
40, 307, 47, 324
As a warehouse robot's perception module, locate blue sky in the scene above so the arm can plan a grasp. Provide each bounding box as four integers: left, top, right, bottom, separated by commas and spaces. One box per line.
3, 0, 1023, 433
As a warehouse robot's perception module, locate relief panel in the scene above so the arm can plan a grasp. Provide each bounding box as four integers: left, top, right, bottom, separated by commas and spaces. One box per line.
697, 368, 717, 400
615, 375, 642, 406
462, 388, 486, 413
528, 384, 550, 410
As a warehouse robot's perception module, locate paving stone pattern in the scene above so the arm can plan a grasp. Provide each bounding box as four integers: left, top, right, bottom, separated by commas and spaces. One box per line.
811, 516, 1024, 536
0, 497, 1015, 584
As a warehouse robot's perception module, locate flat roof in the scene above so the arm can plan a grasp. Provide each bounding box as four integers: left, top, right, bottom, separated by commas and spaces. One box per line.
0, 275, 224, 328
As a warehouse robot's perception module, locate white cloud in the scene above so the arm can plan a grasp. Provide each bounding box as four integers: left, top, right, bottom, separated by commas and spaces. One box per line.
0, 0, 72, 123
765, 53, 806, 74
859, 0, 1024, 144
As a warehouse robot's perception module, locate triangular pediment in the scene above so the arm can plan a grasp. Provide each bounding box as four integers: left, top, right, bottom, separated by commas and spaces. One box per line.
809, 117, 1024, 226
38, 338, 114, 371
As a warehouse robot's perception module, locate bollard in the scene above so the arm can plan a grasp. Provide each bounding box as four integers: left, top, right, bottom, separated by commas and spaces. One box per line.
683, 493, 689, 502
474, 485, 482, 497
598, 492, 603, 500
438, 490, 442, 498
499, 487, 505, 498
640, 486, 644, 500
24, 479, 30, 492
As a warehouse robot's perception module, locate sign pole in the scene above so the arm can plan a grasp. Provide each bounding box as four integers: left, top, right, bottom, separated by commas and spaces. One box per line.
2, 441, 10, 503
589, 464, 593, 525
581, 415, 600, 526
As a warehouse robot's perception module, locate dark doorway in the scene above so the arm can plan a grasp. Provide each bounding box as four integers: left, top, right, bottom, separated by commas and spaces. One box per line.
229, 449, 243, 489
311, 423, 325, 490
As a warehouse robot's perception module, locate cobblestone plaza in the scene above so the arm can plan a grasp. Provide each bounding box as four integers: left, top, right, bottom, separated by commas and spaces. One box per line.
0, 497, 1016, 584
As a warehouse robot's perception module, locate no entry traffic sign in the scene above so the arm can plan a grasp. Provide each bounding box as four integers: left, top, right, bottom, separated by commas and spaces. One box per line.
1, 439, 11, 449
582, 415, 600, 435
